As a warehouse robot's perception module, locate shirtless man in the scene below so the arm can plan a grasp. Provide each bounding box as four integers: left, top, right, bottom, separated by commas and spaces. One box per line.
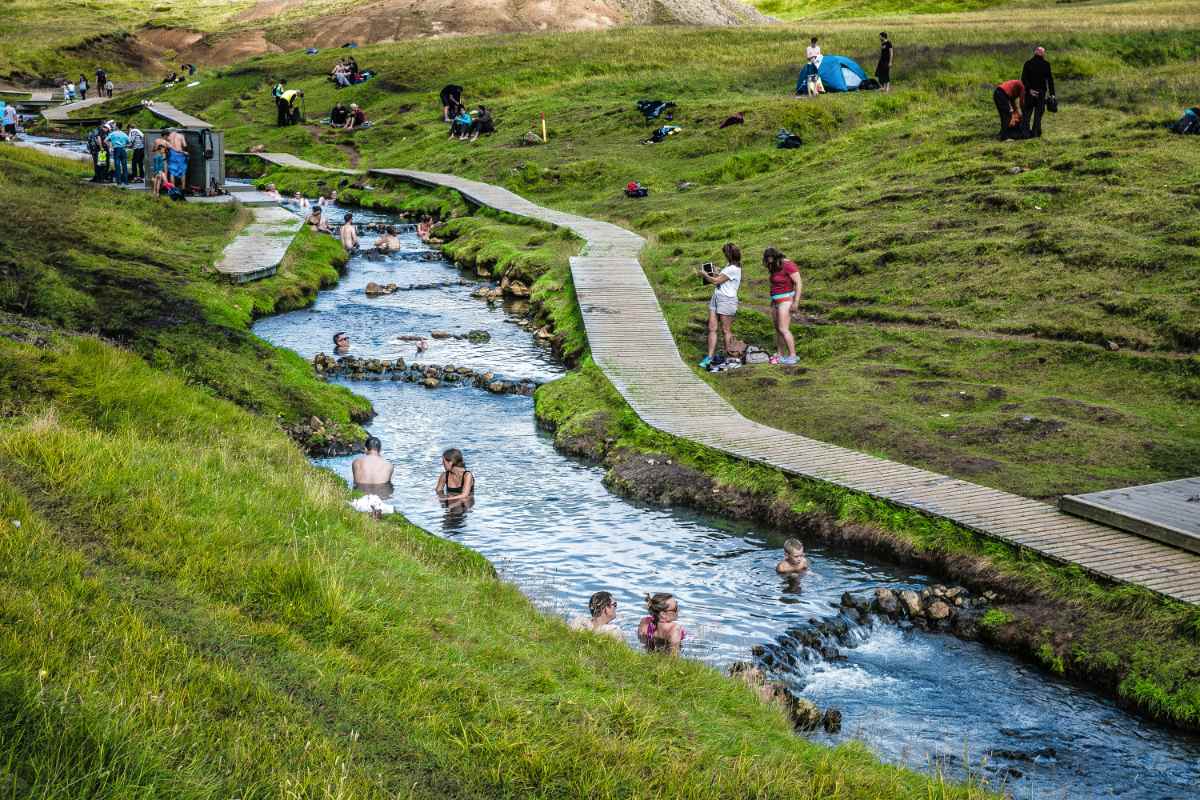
775, 538, 809, 575
351, 436, 394, 488
165, 128, 188, 190
375, 225, 401, 252
339, 212, 359, 252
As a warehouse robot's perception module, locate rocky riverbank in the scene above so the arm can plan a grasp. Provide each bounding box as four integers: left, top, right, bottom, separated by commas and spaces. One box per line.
311, 352, 540, 395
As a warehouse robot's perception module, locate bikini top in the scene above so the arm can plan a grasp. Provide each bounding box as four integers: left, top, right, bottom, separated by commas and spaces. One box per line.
443, 469, 473, 495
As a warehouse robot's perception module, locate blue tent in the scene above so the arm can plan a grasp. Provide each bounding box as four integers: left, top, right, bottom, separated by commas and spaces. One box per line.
795, 55, 870, 94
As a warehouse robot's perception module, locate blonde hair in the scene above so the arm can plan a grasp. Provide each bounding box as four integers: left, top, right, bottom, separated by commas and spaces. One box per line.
784, 538, 805, 555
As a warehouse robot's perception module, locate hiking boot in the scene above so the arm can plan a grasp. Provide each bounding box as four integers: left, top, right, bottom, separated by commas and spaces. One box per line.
698, 356, 713, 370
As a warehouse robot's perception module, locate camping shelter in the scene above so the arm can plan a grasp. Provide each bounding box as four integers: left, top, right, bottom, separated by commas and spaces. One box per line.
795, 55, 870, 94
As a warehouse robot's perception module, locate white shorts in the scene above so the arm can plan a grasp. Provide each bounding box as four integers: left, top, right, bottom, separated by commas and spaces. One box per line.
710, 294, 738, 317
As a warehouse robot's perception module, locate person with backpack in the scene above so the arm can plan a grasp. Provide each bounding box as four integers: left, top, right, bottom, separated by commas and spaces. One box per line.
698, 243, 743, 370
95, 68, 107, 92
280, 89, 303, 125
993, 79, 1027, 140
128, 127, 145, 182
1020, 47, 1055, 138
877, 32, 894, 92
273, 79, 288, 126
87, 124, 108, 182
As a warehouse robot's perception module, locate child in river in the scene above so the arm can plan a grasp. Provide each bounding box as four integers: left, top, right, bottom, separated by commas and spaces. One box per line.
776, 538, 809, 575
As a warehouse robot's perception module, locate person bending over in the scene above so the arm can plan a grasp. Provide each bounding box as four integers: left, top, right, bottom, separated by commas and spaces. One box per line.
440, 84, 464, 122
638, 593, 685, 655
436, 448, 475, 503
699, 242, 742, 370
776, 538, 809, 575
351, 436, 395, 489
569, 591, 622, 640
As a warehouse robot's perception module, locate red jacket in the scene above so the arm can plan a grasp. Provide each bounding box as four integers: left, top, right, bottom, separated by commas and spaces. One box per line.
997, 80, 1025, 101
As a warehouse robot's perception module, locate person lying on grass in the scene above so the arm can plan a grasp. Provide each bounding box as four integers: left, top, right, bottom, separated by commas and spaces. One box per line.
569, 591, 623, 640
776, 538, 809, 575
638, 593, 685, 655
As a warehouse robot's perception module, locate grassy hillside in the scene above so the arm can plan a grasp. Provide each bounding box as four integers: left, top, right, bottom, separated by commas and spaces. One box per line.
0, 150, 997, 798
93, 1, 1200, 499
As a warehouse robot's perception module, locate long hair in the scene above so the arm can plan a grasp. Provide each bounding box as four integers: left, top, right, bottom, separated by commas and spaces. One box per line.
763, 247, 786, 273
442, 448, 465, 469
722, 242, 742, 265
644, 592, 675, 622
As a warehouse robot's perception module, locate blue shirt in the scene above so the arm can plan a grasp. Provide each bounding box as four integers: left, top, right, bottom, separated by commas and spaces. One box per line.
106, 130, 129, 148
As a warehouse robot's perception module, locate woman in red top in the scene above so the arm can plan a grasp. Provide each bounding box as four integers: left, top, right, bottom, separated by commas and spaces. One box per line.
993, 79, 1026, 140
764, 247, 802, 365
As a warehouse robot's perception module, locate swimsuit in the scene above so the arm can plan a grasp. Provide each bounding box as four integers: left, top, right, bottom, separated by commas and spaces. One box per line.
771, 291, 796, 304
443, 469, 473, 495
641, 617, 686, 651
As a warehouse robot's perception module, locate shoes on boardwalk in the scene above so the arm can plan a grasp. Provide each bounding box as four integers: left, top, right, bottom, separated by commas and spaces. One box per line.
698, 356, 713, 370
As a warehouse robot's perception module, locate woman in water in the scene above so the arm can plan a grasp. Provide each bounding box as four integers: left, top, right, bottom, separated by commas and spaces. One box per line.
569, 591, 622, 640
638, 593, 685, 655
435, 448, 475, 503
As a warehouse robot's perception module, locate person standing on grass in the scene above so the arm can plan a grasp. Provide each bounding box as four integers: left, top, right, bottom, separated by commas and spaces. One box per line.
699, 242, 742, 370
1020, 46, 1055, 138
440, 84, 463, 122
877, 32, 894, 92
764, 247, 801, 365
569, 591, 623, 640
993, 79, 1026, 140
273, 79, 288, 126
128, 127, 145, 182
806, 36, 823, 68
166, 128, 189, 190
78, 75, 88, 100
106, 122, 129, 185
339, 212, 359, 252
638, 593, 685, 655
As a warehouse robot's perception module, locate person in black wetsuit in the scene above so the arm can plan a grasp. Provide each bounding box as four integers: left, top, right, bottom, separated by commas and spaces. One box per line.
440, 84, 463, 122
876, 32, 894, 92
435, 447, 475, 503
1020, 46, 1055, 138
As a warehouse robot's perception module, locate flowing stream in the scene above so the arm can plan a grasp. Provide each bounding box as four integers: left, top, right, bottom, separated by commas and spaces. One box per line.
0, 169, 1102, 797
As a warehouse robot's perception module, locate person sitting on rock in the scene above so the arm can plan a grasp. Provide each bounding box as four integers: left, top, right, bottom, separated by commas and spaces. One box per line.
307, 206, 331, 233
332, 331, 350, 353
351, 435, 394, 490
374, 225, 402, 252
776, 538, 809, 574
638, 592, 685, 655
436, 448, 475, 503
339, 212, 359, 252
569, 591, 622, 640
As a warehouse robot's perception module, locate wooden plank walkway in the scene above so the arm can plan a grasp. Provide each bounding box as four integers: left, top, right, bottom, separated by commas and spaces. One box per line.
205, 155, 1200, 606
1062, 478, 1200, 556
228, 151, 357, 174
145, 102, 212, 129
216, 206, 304, 283
41, 96, 111, 122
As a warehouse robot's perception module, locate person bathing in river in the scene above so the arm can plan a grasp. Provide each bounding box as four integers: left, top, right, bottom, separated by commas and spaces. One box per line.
374, 225, 402, 253
436, 448, 474, 503
340, 212, 359, 253
776, 538, 809, 575
569, 591, 622, 640
351, 435, 394, 492
638, 593, 685, 655
306, 206, 331, 233
332, 331, 350, 353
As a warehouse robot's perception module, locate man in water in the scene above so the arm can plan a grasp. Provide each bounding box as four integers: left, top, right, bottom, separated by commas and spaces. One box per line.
775, 538, 809, 575
165, 128, 189, 191
352, 436, 394, 488
339, 212, 359, 252
375, 225, 401, 252
332, 331, 350, 353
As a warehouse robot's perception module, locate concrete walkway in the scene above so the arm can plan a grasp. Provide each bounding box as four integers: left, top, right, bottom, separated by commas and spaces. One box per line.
158, 151, 1200, 605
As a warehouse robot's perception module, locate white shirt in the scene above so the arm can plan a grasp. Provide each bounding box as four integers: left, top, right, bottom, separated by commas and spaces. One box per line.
715, 264, 741, 299
806, 44, 822, 64
569, 615, 622, 640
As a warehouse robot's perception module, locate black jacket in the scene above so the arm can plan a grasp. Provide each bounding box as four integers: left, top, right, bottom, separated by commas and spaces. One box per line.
1021, 56, 1055, 96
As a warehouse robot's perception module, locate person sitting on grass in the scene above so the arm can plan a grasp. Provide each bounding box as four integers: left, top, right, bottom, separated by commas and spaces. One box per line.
763, 247, 801, 365
339, 212, 359, 252
776, 538, 809, 575
330, 101, 349, 127
569, 591, 623, 640
449, 108, 472, 140
306, 206, 331, 233
374, 225, 402, 252
468, 105, 494, 142
638, 593, 685, 655
343, 103, 366, 130
436, 448, 475, 504
698, 242, 742, 370
351, 435, 395, 490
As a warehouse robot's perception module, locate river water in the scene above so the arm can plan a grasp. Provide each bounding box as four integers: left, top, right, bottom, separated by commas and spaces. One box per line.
239, 202, 1198, 798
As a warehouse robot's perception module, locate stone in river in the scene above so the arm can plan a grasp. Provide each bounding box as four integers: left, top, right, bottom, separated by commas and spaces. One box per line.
507, 280, 531, 298
926, 600, 953, 621
431, 331, 452, 339
466, 329, 491, 343
898, 590, 921, 618
487, 381, 507, 394
422, 377, 440, 389
873, 588, 899, 617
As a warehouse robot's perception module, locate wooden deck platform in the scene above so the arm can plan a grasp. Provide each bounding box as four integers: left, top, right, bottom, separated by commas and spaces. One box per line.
40, 96, 111, 123
213, 154, 1200, 606
145, 102, 212, 129
227, 151, 358, 174
1062, 478, 1200, 556
216, 206, 304, 283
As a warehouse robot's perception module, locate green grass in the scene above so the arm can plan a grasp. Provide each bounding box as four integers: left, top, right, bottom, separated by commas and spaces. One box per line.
0, 145, 369, 433
0, 316, 1000, 798
87, 4, 1200, 499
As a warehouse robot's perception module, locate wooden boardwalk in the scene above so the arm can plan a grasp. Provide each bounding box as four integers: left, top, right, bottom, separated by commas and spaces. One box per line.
228, 155, 1200, 605
40, 96, 109, 122
216, 206, 304, 283
1062, 478, 1200, 556
144, 102, 212, 129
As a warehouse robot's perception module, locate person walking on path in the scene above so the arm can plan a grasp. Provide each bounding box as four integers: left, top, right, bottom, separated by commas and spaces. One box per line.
106, 122, 130, 185
104, 78, 114, 98
78, 75, 88, 100
993, 79, 1026, 140
764, 247, 802, 365
95, 67, 107, 94
166, 128, 189, 191
698, 243, 742, 370
877, 32, 894, 92
65, 81, 76, 101
1020, 47, 1055, 138
128, 127, 145, 182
